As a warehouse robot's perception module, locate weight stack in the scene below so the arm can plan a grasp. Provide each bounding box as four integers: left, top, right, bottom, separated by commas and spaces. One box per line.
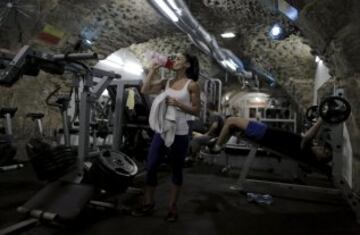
26, 138, 77, 181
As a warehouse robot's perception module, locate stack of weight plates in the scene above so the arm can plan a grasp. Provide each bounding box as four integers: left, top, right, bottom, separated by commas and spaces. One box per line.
26, 138, 77, 181
86, 150, 138, 193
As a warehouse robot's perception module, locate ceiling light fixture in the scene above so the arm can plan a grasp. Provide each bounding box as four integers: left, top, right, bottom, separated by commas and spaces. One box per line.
270, 25, 281, 37
154, 0, 179, 22
221, 32, 236, 38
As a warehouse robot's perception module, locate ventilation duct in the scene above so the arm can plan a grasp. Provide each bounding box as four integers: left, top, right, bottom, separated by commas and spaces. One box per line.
222, 49, 245, 72
187, 34, 211, 55
148, 0, 249, 77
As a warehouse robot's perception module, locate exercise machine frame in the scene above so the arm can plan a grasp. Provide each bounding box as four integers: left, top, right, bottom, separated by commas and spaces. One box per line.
0, 46, 139, 234
227, 89, 360, 222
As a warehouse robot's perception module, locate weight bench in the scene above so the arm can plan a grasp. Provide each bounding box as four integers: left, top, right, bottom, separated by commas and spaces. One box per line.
228, 119, 360, 223
228, 142, 341, 204
0, 180, 116, 234
17, 180, 94, 223
199, 138, 285, 174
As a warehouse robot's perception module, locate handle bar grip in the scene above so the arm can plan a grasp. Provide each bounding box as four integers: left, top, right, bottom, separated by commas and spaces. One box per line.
0, 66, 22, 87
52, 52, 98, 60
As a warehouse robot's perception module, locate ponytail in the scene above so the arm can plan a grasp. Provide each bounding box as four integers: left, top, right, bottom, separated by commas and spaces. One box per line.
184, 53, 199, 81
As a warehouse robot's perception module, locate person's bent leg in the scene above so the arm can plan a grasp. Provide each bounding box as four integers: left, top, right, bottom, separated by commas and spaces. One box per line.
190, 134, 211, 159
213, 117, 249, 151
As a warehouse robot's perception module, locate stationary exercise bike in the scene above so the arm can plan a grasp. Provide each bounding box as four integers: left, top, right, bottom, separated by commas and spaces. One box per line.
0, 107, 24, 172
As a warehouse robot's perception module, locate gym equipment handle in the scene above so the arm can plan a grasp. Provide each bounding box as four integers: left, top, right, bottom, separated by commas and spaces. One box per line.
53, 52, 98, 60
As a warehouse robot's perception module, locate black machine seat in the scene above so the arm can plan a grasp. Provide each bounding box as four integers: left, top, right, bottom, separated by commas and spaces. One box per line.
55, 96, 71, 105
58, 128, 79, 135
18, 180, 94, 222
26, 113, 45, 120
0, 107, 17, 118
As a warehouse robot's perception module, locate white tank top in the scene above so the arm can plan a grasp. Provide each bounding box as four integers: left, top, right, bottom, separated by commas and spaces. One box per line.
165, 78, 192, 135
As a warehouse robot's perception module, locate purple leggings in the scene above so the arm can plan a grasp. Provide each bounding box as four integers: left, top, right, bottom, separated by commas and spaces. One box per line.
146, 133, 189, 186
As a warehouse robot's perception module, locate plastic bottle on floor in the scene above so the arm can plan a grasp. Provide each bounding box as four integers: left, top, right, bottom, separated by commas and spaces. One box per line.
246, 192, 273, 205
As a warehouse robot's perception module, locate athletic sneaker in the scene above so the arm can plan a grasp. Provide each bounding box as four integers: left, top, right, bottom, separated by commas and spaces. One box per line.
210, 144, 222, 153
131, 203, 155, 217
164, 206, 178, 222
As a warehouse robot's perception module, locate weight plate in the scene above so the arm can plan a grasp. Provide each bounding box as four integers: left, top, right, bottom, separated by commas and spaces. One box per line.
305, 105, 319, 122
319, 96, 351, 124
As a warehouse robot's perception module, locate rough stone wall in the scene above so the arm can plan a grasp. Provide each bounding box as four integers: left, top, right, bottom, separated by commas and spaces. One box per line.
90, 0, 177, 56
341, 75, 360, 191
319, 76, 360, 191
298, 0, 360, 192
247, 32, 315, 109
299, 0, 360, 76
191, 0, 316, 110
0, 73, 67, 161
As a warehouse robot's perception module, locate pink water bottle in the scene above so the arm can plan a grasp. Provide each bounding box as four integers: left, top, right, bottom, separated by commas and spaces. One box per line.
145, 51, 174, 69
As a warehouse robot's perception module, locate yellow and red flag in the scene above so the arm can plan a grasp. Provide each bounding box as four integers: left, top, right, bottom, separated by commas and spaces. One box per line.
38, 24, 65, 45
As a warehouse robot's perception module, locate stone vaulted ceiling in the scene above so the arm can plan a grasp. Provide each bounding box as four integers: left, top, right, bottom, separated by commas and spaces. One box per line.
1, 0, 360, 189
1, 0, 360, 111
0, 0, 313, 80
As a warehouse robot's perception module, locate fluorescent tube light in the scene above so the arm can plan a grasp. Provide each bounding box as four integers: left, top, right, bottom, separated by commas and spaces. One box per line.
278, 1, 298, 21
166, 0, 182, 15
154, 0, 179, 22
222, 59, 237, 71
221, 32, 236, 38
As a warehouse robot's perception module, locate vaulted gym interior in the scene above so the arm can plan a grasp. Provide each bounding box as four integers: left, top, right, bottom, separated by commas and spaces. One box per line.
1, 1, 360, 234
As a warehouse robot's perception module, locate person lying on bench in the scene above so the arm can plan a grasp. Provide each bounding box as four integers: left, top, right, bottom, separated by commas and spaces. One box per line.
188, 103, 224, 162
211, 116, 332, 174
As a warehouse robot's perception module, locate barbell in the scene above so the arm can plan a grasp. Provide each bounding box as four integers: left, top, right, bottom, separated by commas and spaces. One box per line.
305, 96, 351, 124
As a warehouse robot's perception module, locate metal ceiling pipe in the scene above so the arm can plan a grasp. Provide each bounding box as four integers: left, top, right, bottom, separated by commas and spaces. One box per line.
148, 0, 199, 35
148, 0, 210, 46
171, 0, 210, 39
148, 0, 247, 76
187, 34, 211, 55
170, 0, 245, 72
222, 49, 245, 72
148, 0, 179, 24
209, 36, 226, 61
